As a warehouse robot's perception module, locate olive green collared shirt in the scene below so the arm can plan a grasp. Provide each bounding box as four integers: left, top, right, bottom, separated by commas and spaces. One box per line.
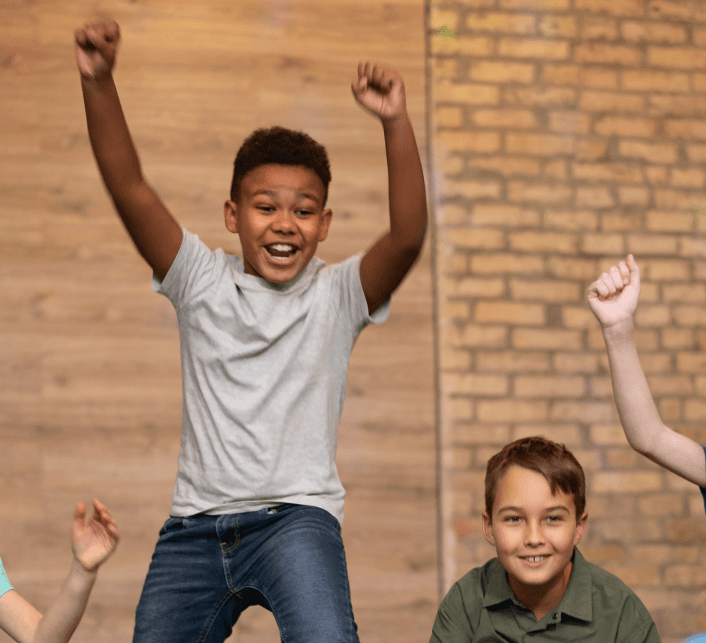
430, 548, 660, 643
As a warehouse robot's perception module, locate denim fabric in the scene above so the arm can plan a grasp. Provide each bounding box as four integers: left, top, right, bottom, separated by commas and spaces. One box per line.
133, 504, 360, 643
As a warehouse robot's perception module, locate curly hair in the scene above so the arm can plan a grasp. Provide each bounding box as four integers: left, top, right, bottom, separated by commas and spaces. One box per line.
230, 126, 332, 206
484, 436, 586, 523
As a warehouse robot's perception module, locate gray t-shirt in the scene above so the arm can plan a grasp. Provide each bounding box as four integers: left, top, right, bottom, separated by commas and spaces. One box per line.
153, 229, 388, 524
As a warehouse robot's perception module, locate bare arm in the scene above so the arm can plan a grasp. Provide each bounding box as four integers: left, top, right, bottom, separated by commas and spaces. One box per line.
352, 63, 427, 314
588, 256, 706, 487
31, 562, 98, 643
0, 501, 119, 643
0, 592, 41, 643
76, 20, 182, 281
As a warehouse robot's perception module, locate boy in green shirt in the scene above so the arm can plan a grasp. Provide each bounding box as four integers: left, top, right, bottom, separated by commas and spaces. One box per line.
430, 436, 660, 643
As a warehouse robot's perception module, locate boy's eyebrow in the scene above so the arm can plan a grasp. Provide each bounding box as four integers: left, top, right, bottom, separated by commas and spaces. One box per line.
497, 505, 570, 514
252, 189, 278, 198
251, 188, 320, 204
297, 191, 320, 204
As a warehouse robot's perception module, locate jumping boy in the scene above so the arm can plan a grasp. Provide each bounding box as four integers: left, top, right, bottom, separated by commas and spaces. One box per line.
74, 18, 427, 643
588, 255, 706, 500
0, 499, 119, 643
429, 436, 659, 642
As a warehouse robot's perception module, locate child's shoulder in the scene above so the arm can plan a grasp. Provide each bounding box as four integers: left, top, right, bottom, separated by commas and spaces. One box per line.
579, 550, 653, 621
584, 555, 635, 595
450, 556, 503, 603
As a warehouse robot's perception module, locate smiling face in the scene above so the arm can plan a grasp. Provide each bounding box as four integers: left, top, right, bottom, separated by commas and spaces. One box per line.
224, 164, 332, 284
482, 465, 587, 614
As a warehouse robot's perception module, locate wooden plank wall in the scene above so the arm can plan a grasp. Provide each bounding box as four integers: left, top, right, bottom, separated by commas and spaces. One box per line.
0, 1, 436, 641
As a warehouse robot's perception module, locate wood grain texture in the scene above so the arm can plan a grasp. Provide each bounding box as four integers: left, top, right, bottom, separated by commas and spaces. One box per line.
0, 1, 435, 641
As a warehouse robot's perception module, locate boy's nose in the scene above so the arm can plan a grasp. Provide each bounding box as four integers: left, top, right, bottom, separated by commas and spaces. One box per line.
272, 210, 296, 232
524, 523, 545, 545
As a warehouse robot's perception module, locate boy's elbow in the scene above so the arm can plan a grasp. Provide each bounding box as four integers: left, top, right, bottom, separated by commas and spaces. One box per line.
626, 430, 658, 458
415, 213, 428, 247
630, 439, 652, 457
396, 239, 425, 271
397, 210, 428, 252
398, 229, 426, 260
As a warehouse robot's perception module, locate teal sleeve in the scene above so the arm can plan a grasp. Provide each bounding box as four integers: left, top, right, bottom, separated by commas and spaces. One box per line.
0, 557, 14, 598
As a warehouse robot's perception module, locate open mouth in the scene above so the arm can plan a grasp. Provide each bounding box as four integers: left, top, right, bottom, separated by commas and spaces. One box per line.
265, 243, 298, 259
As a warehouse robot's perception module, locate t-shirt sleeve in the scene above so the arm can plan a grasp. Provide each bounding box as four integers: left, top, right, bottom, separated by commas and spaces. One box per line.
429, 583, 475, 643
331, 253, 390, 333
0, 557, 14, 599
151, 228, 220, 309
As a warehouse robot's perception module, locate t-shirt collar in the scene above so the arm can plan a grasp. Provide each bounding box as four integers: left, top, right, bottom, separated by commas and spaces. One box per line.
482, 547, 593, 623
232, 255, 324, 292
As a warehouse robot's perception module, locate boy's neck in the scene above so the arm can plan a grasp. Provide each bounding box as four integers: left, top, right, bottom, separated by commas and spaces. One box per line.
508, 558, 573, 623
245, 255, 316, 291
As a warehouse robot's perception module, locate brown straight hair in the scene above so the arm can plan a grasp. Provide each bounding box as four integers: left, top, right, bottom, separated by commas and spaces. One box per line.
485, 436, 586, 523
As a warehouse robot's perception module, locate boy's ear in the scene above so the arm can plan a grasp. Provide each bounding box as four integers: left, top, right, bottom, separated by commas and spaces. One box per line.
482, 511, 496, 546
318, 208, 333, 242
224, 200, 238, 234
573, 512, 588, 546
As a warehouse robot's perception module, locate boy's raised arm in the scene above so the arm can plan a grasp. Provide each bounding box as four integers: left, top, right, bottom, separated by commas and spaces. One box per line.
351, 63, 427, 314
76, 20, 182, 282
587, 255, 706, 487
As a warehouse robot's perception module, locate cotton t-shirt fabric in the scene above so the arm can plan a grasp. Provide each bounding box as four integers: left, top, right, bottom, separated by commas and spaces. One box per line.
153, 229, 389, 524
429, 548, 660, 643
0, 557, 13, 599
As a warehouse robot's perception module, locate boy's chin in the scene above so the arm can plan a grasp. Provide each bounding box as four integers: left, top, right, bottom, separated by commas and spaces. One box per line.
245, 254, 308, 283
257, 264, 307, 285
505, 556, 571, 591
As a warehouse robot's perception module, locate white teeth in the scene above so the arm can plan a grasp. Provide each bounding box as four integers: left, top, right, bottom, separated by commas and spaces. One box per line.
270, 244, 294, 251
525, 556, 546, 562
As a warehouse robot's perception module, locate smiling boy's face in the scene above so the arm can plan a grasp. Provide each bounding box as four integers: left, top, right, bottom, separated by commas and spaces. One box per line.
482, 465, 587, 609
224, 164, 332, 284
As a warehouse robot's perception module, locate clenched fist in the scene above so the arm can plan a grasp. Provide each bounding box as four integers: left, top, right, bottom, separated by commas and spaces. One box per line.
74, 19, 120, 81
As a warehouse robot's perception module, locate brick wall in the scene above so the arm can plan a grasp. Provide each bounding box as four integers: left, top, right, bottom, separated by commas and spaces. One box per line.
428, 1, 706, 640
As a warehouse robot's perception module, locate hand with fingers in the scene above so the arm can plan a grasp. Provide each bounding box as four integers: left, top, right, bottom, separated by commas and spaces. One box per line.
71, 499, 120, 573
351, 62, 407, 122
587, 254, 641, 330
74, 19, 120, 81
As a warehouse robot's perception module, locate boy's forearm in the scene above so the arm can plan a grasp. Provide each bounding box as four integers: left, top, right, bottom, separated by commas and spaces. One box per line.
381, 113, 427, 251
81, 73, 183, 279
602, 321, 664, 455
32, 560, 97, 643
81, 75, 143, 200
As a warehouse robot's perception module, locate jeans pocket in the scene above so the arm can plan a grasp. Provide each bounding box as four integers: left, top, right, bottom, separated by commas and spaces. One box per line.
159, 516, 188, 536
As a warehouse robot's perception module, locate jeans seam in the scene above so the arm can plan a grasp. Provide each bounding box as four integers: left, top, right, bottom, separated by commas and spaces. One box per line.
221, 516, 240, 555
220, 517, 239, 592
235, 585, 288, 643
197, 589, 237, 643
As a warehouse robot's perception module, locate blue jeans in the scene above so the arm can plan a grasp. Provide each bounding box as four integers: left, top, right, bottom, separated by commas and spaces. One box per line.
132, 504, 360, 643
